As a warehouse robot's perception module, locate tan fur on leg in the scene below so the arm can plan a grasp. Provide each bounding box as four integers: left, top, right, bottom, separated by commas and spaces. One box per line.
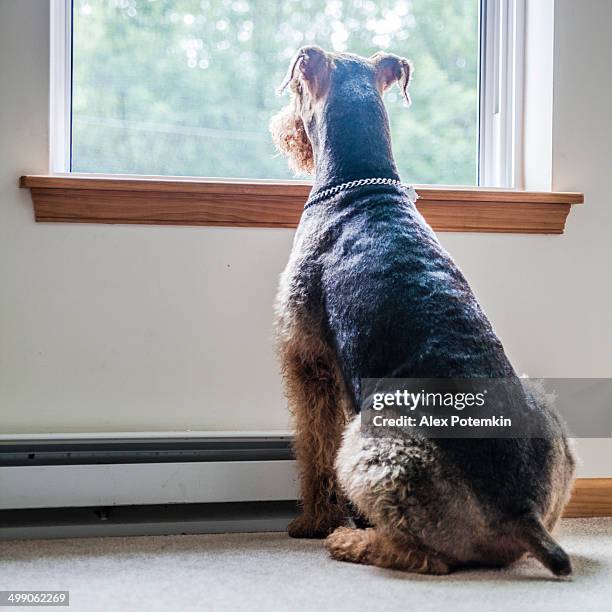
325, 527, 451, 574
280, 340, 349, 538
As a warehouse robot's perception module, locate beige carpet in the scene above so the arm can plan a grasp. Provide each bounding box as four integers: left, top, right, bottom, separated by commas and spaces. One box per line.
0, 518, 610, 612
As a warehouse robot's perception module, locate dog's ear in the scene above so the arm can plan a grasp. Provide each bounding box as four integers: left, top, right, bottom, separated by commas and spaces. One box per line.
371, 52, 413, 106
277, 46, 331, 99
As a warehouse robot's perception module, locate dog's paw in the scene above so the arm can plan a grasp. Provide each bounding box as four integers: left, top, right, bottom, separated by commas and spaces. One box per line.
325, 527, 371, 563
287, 514, 341, 539
423, 556, 451, 575
325, 527, 451, 574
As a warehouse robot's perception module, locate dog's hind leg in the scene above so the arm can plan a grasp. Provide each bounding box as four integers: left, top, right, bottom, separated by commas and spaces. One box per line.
280, 337, 348, 538
325, 527, 451, 575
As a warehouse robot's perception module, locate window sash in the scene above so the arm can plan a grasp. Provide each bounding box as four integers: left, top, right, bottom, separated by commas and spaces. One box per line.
51, 0, 525, 188
479, 0, 526, 188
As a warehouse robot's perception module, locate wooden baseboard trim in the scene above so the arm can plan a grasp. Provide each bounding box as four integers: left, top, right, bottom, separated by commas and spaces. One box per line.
564, 478, 612, 518
19, 175, 584, 234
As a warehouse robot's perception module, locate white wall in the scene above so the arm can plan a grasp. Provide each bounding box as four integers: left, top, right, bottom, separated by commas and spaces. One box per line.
0, 1, 610, 475
0, 1, 293, 435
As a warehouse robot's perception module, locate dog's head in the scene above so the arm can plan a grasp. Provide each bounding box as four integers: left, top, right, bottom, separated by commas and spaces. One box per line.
270, 46, 412, 175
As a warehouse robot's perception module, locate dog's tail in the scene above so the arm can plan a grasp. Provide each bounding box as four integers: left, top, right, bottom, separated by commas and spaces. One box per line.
511, 513, 572, 577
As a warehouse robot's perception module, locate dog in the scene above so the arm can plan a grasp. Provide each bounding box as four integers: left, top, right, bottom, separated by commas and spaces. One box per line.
270, 46, 575, 576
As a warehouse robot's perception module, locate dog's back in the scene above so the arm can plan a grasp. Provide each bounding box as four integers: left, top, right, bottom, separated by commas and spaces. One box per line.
318, 187, 514, 387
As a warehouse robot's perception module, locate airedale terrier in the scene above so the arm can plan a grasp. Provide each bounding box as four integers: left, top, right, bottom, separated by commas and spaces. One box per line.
270, 46, 575, 576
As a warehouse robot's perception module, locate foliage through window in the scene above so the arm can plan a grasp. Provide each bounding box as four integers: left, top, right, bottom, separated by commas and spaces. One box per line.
72, 0, 480, 185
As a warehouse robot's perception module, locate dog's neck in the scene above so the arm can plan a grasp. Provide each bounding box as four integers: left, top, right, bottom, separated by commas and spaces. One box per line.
310, 90, 401, 192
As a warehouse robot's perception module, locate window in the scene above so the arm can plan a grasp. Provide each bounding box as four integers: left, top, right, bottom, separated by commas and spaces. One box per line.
52, 0, 524, 187
30, 1, 581, 234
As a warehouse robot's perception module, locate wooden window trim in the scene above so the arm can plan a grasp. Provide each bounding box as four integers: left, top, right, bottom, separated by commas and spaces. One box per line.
19, 175, 584, 234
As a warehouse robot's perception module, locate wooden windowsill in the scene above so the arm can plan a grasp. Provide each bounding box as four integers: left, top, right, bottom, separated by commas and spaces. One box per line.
19, 174, 584, 234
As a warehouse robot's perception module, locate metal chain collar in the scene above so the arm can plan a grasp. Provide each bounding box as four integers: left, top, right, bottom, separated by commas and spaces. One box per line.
304, 177, 418, 209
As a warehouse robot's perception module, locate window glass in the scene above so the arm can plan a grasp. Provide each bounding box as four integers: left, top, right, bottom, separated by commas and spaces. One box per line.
72, 0, 479, 184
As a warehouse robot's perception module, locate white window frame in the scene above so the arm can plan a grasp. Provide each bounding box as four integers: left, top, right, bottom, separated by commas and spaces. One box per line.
49, 0, 72, 174
50, 0, 526, 188
479, 0, 526, 188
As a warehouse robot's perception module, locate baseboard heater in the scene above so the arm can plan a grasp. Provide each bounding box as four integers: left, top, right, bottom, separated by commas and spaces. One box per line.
0, 436, 298, 539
